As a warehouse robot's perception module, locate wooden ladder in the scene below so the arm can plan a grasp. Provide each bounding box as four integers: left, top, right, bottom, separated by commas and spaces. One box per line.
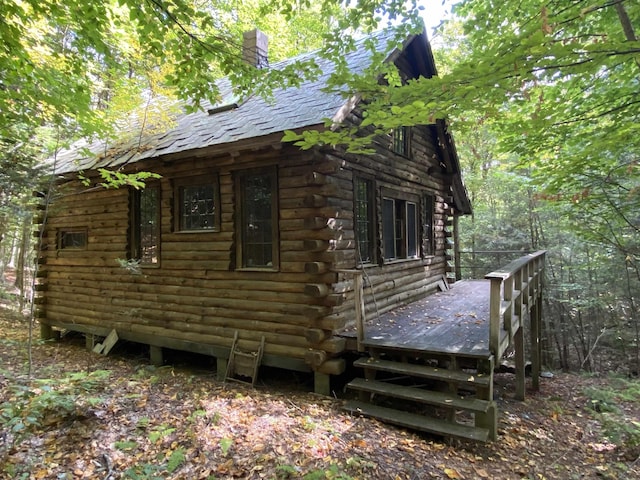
344, 352, 497, 442
224, 331, 265, 386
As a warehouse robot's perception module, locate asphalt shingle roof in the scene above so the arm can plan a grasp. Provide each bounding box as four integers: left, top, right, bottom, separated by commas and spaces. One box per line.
53, 29, 400, 175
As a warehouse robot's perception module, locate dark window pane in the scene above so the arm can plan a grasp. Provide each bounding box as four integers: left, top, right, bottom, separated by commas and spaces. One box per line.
392, 127, 409, 156
139, 187, 159, 264
60, 230, 87, 249
180, 184, 215, 230
355, 177, 373, 263
424, 195, 435, 256
241, 172, 274, 268
407, 202, 417, 257
382, 198, 395, 259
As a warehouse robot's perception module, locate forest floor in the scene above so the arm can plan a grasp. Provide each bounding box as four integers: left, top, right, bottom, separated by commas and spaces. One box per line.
1, 298, 640, 480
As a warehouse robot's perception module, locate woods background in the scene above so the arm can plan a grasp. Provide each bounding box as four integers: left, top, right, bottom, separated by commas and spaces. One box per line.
0, 0, 638, 376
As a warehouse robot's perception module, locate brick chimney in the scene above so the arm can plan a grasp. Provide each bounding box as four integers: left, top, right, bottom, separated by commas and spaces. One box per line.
242, 29, 268, 68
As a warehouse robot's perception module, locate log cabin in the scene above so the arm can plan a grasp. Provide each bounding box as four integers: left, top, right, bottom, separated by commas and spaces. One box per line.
36, 27, 473, 397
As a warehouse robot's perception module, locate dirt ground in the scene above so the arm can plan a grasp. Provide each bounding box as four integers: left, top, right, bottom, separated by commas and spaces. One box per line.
1, 299, 639, 480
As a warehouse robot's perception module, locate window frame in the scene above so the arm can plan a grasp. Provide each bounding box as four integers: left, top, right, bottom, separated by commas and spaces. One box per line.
58, 228, 88, 250
391, 126, 411, 157
130, 185, 161, 266
381, 189, 419, 262
173, 174, 220, 233
235, 166, 279, 271
422, 194, 436, 257
354, 176, 376, 265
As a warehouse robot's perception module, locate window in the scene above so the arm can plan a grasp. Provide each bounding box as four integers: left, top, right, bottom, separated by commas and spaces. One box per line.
131, 186, 160, 265
392, 126, 410, 157
236, 167, 278, 269
382, 196, 418, 261
174, 176, 219, 232
354, 177, 375, 264
58, 229, 87, 249
423, 194, 435, 256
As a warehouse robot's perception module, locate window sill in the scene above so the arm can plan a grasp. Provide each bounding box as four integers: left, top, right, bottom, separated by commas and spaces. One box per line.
139, 263, 161, 269
176, 229, 219, 234
237, 267, 279, 273
355, 262, 378, 269
382, 257, 421, 265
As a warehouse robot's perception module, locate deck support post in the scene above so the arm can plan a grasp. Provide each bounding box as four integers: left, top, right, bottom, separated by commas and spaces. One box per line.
150, 345, 163, 366
488, 278, 501, 356
514, 325, 526, 401
40, 323, 55, 340
475, 356, 497, 440
530, 294, 542, 390
314, 372, 331, 396
476, 402, 498, 442
85, 333, 95, 350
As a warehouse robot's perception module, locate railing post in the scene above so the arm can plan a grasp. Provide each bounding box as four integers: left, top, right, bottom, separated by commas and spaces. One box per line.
353, 272, 365, 352
514, 324, 526, 400
488, 277, 502, 356
531, 300, 541, 390
334, 269, 366, 352
503, 276, 513, 337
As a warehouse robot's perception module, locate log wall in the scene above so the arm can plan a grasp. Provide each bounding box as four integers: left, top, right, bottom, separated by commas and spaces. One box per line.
36, 118, 459, 379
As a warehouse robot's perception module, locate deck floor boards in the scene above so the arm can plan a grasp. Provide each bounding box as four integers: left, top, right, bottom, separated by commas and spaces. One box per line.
340, 280, 492, 357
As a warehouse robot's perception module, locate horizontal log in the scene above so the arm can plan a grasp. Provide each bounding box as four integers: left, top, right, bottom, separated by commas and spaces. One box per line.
302, 305, 332, 320
280, 229, 345, 242
305, 171, 327, 186
304, 349, 327, 368
316, 358, 346, 375
304, 283, 330, 298
304, 328, 330, 344
305, 262, 329, 274
303, 194, 327, 208
304, 216, 328, 230
166, 319, 309, 338
120, 280, 307, 299
313, 313, 348, 331
324, 294, 345, 307
279, 207, 350, 221
47, 267, 338, 287
304, 239, 329, 252
317, 337, 346, 354
46, 290, 320, 325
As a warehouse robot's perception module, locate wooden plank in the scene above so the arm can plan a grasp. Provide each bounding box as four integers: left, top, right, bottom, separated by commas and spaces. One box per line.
485, 250, 547, 280
343, 400, 489, 442
101, 329, 119, 355
514, 325, 526, 401
353, 358, 491, 387
346, 378, 490, 412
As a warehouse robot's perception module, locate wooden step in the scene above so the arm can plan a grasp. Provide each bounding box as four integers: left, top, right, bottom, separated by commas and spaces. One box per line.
344, 400, 489, 442
353, 357, 491, 387
346, 378, 490, 413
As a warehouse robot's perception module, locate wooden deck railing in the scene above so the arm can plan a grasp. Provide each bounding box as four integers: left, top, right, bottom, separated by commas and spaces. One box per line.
486, 250, 546, 398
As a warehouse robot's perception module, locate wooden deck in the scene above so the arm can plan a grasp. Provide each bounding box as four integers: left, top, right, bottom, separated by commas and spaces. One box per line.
340, 280, 492, 358
341, 252, 546, 442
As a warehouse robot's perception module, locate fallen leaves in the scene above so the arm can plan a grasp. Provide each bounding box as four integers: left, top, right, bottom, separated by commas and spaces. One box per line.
444, 466, 463, 478
0, 311, 639, 480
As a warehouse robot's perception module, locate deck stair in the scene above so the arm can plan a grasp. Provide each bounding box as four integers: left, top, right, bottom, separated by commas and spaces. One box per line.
344, 353, 497, 442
